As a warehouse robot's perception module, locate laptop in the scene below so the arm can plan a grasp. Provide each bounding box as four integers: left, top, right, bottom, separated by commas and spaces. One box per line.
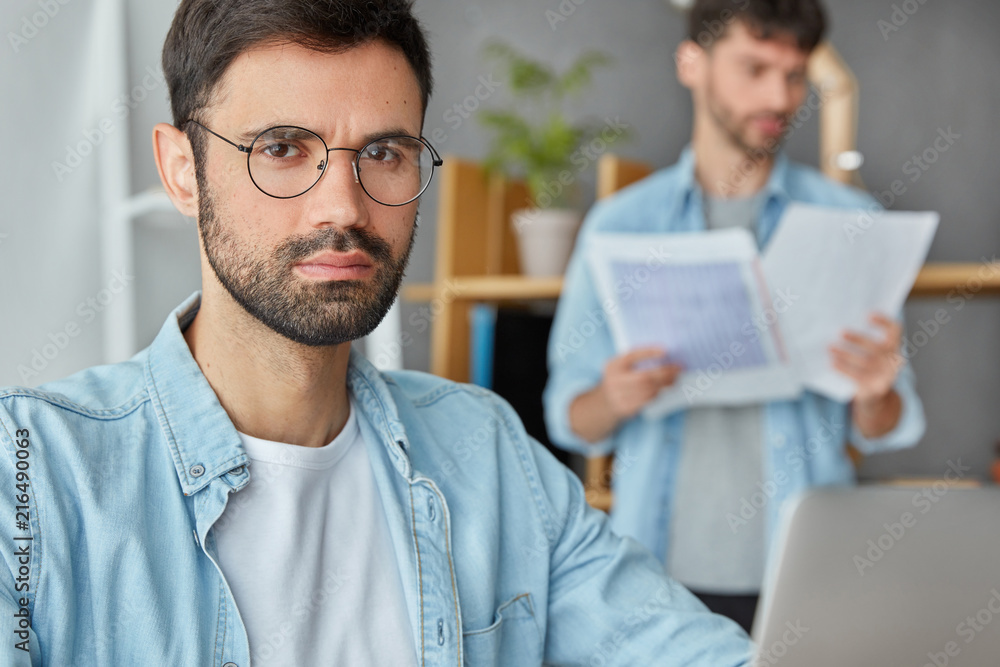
752, 485, 1000, 666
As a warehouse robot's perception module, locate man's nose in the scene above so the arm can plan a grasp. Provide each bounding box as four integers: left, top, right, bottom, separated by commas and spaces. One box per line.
763, 72, 794, 112
307, 151, 370, 230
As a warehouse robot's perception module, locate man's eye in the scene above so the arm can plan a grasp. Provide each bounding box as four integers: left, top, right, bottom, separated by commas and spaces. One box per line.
364, 143, 397, 162
260, 142, 301, 159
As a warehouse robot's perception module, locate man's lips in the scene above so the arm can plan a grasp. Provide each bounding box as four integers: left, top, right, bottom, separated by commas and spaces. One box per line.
754, 117, 787, 136
295, 251, 374, 280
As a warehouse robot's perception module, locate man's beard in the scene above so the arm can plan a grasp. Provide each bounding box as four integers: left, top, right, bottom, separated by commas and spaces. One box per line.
705, 74, 790, 155
197, 186, 416, 347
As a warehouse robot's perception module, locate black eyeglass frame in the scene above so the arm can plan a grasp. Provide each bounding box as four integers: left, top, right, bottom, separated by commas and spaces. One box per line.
183, 119, 444, 206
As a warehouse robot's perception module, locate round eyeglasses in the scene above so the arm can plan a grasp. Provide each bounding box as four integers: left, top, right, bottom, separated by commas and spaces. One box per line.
184, 120, 443, 206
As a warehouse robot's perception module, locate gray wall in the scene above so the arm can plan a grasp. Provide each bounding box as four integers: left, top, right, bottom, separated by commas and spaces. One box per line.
3, 0, 999, 480
408, 0, 1000, 482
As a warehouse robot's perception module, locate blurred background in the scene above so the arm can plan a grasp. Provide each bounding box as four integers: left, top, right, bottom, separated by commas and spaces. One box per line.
1, 0, 999, 481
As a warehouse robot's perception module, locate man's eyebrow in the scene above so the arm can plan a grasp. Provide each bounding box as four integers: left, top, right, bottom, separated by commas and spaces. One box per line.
236, 124, 421, 146
738, 54, 768, 66
362, 127, 420, 143
236, 124, 278, 144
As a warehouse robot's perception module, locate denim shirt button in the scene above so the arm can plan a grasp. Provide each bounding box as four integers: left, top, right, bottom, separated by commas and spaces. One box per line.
228, 465, 245, 475
190, 464, 206, 477
222, 663, 238, 667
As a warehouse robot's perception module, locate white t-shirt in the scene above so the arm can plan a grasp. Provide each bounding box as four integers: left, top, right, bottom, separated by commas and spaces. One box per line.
212, 398, 417, 667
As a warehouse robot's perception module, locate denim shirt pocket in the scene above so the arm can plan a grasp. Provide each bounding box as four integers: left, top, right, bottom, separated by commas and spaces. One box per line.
461, 593, 542, 666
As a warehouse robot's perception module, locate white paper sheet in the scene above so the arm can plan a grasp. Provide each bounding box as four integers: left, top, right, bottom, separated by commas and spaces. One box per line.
761, 203, 939, 401
586, 229, 801, 417
585, 205, 938, 416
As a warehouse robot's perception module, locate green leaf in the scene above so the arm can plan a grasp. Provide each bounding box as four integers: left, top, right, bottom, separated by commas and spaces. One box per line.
475, 40, 628, 206
556, 51, 614, 97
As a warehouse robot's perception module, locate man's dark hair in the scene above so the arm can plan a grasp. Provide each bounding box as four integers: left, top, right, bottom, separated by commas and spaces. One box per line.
162, 0, 433, 135
687, 0, 827, 52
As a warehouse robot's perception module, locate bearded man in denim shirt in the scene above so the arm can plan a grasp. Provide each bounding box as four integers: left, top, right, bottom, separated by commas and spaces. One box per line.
545, 0, 925, 635
0, 0, 753, 665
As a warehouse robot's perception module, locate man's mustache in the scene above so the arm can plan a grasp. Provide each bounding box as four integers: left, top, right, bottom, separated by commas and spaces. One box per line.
276, 227, 394, 265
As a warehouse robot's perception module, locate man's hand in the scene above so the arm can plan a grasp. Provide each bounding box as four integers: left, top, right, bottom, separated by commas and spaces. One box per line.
600, 347, 683, 420
829, 313, 904, 438
569, 347, 682, 444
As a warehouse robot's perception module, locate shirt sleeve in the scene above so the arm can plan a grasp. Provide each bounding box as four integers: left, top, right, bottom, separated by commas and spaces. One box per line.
849, 358, 926, 454
521, 426, 753, 665
542, 214, 619, 458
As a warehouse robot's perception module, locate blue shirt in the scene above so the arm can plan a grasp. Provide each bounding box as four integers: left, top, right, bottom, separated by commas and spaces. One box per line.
0, 292, 752, 666
543, 148, 926, 563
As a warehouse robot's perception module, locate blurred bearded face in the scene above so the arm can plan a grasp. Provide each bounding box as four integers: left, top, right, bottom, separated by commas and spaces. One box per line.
700, 21, 811, 153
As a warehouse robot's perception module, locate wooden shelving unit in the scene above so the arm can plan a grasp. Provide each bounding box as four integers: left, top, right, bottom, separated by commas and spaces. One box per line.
405, 263, 1000, 307
404, 152, 1000, 514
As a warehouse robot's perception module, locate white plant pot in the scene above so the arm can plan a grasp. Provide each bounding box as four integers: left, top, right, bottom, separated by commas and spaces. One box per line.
511, 208, 584, 278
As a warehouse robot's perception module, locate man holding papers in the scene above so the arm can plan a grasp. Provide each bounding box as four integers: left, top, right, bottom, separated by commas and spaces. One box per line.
544, 0, 925, 633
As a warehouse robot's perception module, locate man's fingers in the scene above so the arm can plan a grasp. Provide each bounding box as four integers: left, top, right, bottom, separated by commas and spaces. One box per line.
840, 332, 887, 354
609, 347, 667, 372
830, 347, 871, 375
625, 347, 667, 363
870, 312, 901, 333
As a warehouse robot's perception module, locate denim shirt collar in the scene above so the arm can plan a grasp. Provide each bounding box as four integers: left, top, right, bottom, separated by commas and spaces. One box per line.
670, 145, 793, 247
144, 292, 413, 497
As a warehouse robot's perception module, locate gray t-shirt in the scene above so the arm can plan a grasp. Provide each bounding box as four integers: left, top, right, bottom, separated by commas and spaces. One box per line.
666, 190, 769, 594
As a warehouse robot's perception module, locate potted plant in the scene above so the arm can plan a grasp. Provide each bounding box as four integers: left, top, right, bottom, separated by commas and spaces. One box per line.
478, 42, 624, 277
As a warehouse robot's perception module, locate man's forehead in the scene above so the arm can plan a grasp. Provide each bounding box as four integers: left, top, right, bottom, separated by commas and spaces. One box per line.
206, 40, 423, 134
714, 21, 809, 64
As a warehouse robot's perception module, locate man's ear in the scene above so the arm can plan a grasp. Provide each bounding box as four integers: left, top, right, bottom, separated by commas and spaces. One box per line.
153, 123, 199, 219
675, 40, 705, 90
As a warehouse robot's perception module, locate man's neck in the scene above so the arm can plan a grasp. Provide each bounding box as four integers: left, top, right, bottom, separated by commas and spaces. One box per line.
691, 119, 775, 198
183, 287, 353, 449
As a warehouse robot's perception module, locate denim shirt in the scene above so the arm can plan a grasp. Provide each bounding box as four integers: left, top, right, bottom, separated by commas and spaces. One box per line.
543, 148, 926, 563
0, 292, 752, 666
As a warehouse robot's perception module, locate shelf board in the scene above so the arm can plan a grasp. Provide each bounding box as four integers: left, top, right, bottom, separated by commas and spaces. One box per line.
405, 264, 1000, 303
910, 263, 1000, 297
403, 275, 564, 302
585, 489, 613, 513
